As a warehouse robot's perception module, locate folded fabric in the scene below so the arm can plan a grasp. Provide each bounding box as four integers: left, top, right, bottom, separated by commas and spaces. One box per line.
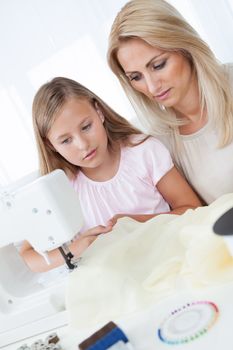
66, 194, 233, 329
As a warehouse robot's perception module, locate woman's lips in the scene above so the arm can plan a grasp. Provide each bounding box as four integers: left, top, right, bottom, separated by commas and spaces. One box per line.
155, 88, 171, 101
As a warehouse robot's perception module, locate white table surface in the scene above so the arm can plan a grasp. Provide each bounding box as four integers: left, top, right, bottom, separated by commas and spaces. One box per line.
3, 282, 233, 350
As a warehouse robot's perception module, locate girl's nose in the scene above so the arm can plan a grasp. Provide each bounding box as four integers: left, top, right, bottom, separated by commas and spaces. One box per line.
74, 136, 88, 150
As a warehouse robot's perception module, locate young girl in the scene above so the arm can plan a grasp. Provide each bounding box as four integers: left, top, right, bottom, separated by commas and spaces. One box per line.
20, 76, 202, 273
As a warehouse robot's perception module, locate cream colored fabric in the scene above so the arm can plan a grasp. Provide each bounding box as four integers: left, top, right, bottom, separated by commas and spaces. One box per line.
66, 194, 233, 329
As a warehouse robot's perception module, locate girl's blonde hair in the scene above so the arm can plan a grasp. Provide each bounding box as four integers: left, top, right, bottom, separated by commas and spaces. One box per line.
108, 0, 233, 148
32, 76, 146, 176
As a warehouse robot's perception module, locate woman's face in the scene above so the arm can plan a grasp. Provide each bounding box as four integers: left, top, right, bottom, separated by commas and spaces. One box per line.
117, 38, 195, 111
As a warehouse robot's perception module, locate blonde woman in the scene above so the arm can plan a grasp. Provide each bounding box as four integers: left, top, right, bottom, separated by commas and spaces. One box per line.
108, 0, 233, 204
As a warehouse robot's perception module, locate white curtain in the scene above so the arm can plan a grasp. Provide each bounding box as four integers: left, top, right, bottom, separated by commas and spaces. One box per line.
0, 0, 233, 184
0, 0, 131, 184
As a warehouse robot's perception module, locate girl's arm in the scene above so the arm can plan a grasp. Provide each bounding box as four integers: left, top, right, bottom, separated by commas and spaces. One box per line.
109, 166, 202, 224
20, 224, 113, 273
156, 166, 202, 214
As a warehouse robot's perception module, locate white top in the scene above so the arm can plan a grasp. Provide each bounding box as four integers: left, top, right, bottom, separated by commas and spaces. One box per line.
160, 64, 233, 204
175, 122, 233, 204
72, 136, 174, 232
25, 137, 173, 285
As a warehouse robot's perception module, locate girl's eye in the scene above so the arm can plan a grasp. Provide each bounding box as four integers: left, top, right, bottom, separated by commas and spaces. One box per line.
152, 60, 166, 70
82, 123, 91, 131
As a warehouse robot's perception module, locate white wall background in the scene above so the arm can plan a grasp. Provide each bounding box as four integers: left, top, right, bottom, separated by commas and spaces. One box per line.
0, 0, 233, 184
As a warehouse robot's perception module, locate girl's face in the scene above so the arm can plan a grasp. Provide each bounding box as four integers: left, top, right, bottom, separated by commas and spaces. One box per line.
47, 98, 109, 173
117, 38, 195, 112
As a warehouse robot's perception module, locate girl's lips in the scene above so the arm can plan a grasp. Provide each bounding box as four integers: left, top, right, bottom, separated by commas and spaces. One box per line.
155, 88, 171, 101
84, 149, 96, 160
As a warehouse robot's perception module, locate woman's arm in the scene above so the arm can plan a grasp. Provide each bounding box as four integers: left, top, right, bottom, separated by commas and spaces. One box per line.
20, 224, 113, 273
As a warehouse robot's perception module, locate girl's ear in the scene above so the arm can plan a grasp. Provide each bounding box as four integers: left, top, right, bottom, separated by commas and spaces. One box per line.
94, 102, 105, 123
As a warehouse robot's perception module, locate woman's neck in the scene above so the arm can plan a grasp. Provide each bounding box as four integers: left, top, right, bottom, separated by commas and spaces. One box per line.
174, 75, 207, 135
178, 113, 207, 135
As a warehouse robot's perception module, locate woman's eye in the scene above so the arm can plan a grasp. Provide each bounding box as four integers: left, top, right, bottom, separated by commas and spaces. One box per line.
82, 123, 91, 131
152, 60, 166, 70
128, 74, 141, 82
61, 137, 71, 144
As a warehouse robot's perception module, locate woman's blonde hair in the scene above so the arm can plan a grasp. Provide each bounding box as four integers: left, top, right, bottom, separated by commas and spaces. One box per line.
108, 0, 233, 147
32, 76, 146, 176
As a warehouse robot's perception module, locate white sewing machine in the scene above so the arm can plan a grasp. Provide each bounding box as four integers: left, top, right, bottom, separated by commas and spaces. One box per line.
0, 169, 84, 347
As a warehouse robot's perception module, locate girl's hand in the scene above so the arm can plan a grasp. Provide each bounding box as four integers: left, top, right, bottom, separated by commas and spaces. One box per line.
107, 214, 125, 226
81, 223, 114, 237
19, 224, 114, 273
72, 223, 114, 256
72, 234, 97, 254
108, 213, 158, 224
